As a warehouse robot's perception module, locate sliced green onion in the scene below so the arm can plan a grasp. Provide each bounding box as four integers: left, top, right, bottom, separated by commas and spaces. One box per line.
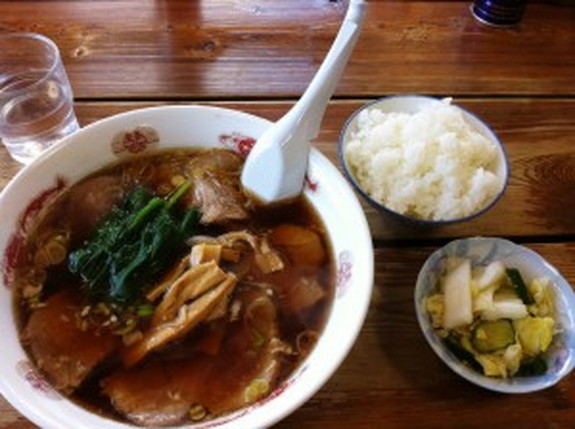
137, 304, 155, 317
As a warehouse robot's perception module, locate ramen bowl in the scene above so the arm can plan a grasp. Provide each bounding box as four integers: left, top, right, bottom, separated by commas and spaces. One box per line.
415, 237, 575, 393
338, 95, 509, 226
0, 105, 374, 428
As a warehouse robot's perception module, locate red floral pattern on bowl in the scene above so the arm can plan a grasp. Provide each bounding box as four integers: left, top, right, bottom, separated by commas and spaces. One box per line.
16, 360, 60, 400
219, 132, 256, 157
111, 125, 159, 155
2, 178, 67, 287
304, 174, 319, 193
336, 250, 353, 298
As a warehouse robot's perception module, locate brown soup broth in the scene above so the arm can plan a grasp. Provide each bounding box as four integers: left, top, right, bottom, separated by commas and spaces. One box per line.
14, 148, 335, 425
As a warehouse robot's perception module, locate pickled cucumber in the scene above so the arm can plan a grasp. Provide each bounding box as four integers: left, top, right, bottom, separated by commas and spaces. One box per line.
472, 319, 515, 353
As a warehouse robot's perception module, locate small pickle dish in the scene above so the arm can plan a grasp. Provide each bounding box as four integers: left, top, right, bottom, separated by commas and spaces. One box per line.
415, 237, 575, 393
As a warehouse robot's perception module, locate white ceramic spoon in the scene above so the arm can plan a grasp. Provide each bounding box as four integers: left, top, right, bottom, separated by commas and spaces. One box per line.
241, 0, 366, 203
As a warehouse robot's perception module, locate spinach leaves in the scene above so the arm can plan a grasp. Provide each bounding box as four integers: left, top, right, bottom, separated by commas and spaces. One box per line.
68, 183, 199, 305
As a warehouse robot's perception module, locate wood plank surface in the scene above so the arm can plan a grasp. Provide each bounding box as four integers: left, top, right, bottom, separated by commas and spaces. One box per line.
0, 2, 573, 99
0, 0, 574, 428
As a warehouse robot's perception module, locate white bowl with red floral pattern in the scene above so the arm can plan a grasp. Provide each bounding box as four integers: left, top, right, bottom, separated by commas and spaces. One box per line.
0, 105, 374, 429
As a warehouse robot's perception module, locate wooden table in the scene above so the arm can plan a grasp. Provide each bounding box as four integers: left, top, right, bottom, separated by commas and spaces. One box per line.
1, 1, 574, 427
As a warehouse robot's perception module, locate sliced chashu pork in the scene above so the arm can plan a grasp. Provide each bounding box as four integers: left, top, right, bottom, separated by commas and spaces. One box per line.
193, 175, 249, 224
102, 285, 292, 426
23, 289, 119, 393
183, 149, 249, 225
67, 175, 124, 244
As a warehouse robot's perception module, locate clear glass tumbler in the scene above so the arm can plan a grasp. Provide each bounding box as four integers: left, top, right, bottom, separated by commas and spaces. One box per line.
0, 33, 79, 164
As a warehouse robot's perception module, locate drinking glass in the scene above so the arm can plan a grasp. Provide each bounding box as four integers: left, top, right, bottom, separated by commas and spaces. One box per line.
0, 33, 79, 164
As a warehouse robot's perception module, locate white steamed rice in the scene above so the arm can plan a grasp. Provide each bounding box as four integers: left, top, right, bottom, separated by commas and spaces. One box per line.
344, 100, 503, 221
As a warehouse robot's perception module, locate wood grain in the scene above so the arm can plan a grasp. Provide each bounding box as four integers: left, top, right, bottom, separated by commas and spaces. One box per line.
0, 2, 573, 99
1, 0, 574, 428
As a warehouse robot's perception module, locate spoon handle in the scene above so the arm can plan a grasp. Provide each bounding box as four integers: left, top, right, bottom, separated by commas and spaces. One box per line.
241, 0, 366, 203
293, 0, 366, 142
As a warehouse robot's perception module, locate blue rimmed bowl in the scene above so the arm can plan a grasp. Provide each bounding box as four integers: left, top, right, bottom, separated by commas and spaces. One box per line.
415, 236, 575, 393
338, 95, 509, 226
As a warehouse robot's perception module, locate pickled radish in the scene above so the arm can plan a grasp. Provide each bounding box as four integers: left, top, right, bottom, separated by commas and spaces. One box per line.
474, 261, 506, 291
443, 259, 473, 329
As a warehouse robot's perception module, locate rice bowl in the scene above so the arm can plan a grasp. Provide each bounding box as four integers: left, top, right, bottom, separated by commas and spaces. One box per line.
339, 95, 509, 224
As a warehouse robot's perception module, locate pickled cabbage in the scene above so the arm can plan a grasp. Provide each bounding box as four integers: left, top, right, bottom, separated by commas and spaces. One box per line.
529, 277, 554, 317
426, 294, 444, 328
426, 257, 558, 378
514, 317, 555, 356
